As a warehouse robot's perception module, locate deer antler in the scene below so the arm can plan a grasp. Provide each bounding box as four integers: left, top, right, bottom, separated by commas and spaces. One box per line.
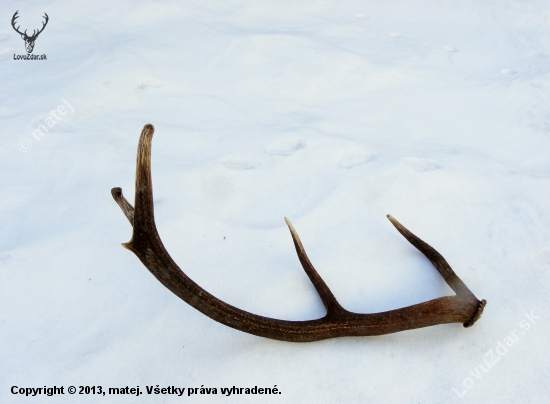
11, 11, 49, 54
11, 11, 48, 39
111, 124, 486, 342
11, 11, 25, 37
33, 13, 49, 39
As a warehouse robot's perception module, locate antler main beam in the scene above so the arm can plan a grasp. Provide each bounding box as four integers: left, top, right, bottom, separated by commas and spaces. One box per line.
111, 124, 486, 342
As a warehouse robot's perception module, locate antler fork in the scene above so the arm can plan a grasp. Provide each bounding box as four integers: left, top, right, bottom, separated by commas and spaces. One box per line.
111, 124, 486, 342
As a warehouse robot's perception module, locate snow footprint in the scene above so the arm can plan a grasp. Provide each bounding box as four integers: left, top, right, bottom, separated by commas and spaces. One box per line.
403, 157, 439, 172
264, 139, 306, 156
337, 152, 375, 168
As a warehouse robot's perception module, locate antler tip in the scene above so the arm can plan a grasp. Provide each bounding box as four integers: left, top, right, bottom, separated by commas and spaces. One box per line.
386, 214, 400, 227
284, 217, 298, 235
111, 187, 135, 225
121, 242, 133, 251
284, 217, 304, 247
284, 216, 294, 229
111, 187, 122, 199
139, 124, 155, 145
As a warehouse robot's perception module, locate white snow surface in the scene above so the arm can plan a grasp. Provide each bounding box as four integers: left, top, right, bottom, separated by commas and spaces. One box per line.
2, 0, 550, 402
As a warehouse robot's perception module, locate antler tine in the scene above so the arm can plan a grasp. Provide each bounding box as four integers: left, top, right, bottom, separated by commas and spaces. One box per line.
386, 214, 475, 300
111, 187, 134, 225
29, 12, 49, 39
11, 11, 24, 36
284, 218, 347, 317
38, 13, 49, 35
111, 124, 486, 342
386, 214, 486, 327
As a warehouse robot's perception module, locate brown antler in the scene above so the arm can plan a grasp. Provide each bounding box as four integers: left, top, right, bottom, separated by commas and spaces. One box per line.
111, 124, 486, 342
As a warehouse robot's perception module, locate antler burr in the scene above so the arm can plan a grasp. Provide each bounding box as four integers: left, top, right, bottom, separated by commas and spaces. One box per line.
111, 124, 486, 342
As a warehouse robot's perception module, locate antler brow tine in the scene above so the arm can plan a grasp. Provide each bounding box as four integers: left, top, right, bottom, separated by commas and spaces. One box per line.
111, 124, 486, 342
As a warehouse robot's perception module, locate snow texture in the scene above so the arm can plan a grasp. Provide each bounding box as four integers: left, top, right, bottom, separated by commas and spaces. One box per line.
1, 0, 550, 403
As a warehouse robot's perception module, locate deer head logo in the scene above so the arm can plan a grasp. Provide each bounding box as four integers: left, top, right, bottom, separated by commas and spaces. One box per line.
11, 11, 49, 54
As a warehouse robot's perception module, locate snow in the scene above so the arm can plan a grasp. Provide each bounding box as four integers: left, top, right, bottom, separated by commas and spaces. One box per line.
1, 0, 550, 402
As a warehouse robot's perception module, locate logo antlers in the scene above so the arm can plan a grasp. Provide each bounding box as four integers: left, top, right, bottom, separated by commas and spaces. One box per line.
11, 11, 49, 54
